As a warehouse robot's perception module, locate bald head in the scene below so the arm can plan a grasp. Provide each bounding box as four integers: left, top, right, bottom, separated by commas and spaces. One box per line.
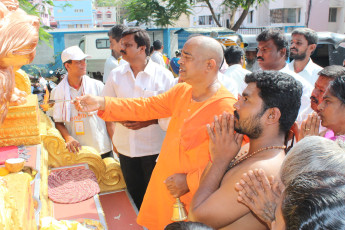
186, 36, 224, 68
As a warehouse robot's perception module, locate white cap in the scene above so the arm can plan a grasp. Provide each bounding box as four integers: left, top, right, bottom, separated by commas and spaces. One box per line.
61, 46, 91, 63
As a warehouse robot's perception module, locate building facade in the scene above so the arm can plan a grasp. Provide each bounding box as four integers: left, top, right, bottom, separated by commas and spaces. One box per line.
188, 0, 345, 34
189, 0, 225, 27
53, 0, 94, 29
94, 7, 117, 27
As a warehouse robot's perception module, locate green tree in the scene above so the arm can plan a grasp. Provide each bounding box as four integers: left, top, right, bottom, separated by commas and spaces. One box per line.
124, 0, 266, 31
96, 0, 119, 7
124, 0, 192, 27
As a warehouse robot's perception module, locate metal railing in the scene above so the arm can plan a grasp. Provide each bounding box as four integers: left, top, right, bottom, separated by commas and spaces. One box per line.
238, 26, 304, 34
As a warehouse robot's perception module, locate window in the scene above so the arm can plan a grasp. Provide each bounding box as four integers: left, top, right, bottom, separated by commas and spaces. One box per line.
106, 11, 112, 19
247, 10, 253, 23
96, 39, 110, 49
199, 16, 205, 25
329, 8, 337, 22
286, 8, 295, 23
270, 8, 301, 23
84, 24, 89, 28
74, 9, 84, 13
67, 24, 74, 28
97, 14, 102, 19
199, 15, 218, 25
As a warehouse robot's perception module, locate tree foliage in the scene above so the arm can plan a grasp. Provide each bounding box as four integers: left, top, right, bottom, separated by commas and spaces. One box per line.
95, 0, 117, 7
124, 0, 267, 30
124, 0, 192, 27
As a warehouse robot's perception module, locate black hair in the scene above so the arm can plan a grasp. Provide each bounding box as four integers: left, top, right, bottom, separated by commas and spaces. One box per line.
245, 71, 302, 133
153, 40, 163, 50
150, 45, 154, 55
224, 46, 244, 65
329, 75, 345, 105
256, 29, 289, 59
283, 171, 345, 230
122, 28, 151, 56
108, 24, 127, 42
164, 221, 214, 230
63, 60, 72, 70
318, 65, 345, 80
291, 28, 318, 45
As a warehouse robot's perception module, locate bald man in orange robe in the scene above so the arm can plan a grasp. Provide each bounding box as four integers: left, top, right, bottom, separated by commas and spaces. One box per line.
74, 36, 237, 230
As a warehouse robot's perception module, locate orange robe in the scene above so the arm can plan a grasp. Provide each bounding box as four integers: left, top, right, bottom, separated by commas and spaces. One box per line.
98, 83, 237, 230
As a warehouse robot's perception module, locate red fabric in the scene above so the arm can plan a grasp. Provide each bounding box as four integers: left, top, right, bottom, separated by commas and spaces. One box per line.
0, 146, 18, 164
48, 168, 99, 204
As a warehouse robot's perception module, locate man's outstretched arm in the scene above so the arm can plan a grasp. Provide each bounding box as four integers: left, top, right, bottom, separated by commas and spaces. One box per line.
74, 86, 176, 122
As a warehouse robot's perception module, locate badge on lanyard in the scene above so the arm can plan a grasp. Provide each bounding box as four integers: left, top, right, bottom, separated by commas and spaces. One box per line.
75, 121, 85, 135
73, 82, 86, 136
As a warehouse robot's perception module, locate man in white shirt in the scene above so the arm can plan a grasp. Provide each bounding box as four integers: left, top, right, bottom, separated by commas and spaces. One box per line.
245, 48, 260, 72
288, 28, 322, 85
150, 40, 166, 67
51, 46, 112, 158
103, 24, 127, 83
256, 29, 314, 123
223, 45, 251, 94
102, 28, 174, 209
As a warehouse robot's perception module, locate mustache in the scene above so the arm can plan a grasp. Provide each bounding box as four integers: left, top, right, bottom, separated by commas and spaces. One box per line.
257, 56, 264, 61
234, 110, 239, 119
310, 96, 319, 104
290, 48, 298, 52
120, 50, 126, 55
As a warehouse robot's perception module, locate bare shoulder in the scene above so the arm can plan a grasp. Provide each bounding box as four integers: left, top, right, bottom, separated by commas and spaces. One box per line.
221, 149, 285, 187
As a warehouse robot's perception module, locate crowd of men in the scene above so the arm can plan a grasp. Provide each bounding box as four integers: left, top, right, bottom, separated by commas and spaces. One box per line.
50, 25, 345, 230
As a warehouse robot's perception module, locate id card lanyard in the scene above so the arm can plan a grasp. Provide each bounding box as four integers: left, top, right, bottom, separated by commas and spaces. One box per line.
74, 81, 85, 136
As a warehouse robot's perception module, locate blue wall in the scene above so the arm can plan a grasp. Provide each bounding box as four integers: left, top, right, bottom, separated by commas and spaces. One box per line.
53, 0, 93, 28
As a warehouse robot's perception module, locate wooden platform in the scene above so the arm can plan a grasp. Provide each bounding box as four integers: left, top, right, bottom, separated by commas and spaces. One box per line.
99, 190, 144, 230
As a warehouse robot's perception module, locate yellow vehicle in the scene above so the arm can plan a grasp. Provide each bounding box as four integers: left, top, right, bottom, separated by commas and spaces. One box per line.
215, 33, 247, 68
215, 34, 246, 49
